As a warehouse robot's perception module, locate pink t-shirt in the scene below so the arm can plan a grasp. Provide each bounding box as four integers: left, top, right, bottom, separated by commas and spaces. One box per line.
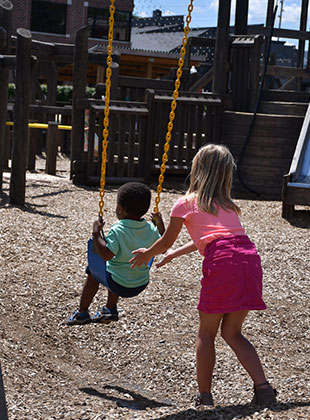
170, 194, 245, 255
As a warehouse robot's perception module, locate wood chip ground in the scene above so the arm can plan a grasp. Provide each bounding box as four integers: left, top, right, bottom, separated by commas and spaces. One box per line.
1, 157, 310, 419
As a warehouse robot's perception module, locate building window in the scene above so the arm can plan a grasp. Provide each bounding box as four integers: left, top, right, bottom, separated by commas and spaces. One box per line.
88, 8, 131, 42
31, 1, 67, 35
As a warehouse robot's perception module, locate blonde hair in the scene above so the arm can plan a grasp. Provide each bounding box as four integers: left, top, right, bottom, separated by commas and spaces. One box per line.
187, 144, 241, 215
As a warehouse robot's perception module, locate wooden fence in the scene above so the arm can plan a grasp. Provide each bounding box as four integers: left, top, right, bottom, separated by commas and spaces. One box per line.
5, 103, 72, 175
72, 90, 223, 185
94, 75, 175, 102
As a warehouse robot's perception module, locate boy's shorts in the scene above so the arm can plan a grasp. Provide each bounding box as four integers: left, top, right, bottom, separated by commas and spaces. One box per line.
85, 265, 148, 298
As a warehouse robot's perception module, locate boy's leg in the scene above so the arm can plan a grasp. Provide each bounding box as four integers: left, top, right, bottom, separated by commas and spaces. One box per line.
79, 274, 99, 312
220, 310, 266, 385
106, 289, 119, 309
91, 288, 119, 323
196, 311, 223, 393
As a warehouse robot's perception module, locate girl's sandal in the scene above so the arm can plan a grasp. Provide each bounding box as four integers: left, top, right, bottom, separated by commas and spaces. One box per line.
193, 392, 214, 407
251, 381, 277, 405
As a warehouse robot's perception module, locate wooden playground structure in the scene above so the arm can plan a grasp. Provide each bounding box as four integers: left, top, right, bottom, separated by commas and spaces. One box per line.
1, 0, 310, 217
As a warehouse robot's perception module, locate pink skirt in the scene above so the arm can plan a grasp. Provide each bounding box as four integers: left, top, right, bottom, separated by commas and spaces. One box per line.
197, 235, 266, 314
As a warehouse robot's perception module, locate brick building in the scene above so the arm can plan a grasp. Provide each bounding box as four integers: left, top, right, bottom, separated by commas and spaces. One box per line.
11, 0, 134, 48
9, 1, 204, 81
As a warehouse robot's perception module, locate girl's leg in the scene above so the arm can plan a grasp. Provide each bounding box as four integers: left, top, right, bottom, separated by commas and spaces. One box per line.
196, 311, 223, 393
79, 274, 99, 312
220, 310, 266, 385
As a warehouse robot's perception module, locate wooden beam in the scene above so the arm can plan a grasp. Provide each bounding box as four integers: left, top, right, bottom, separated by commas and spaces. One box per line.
9, 28, 32, 206
0, 0, 12, 193
297, 0, 309, 69
0, 27, 6, 50
71, 26, 88, 180
266, 0, 275, 28
235, 0, 248, 35
187, 37, 216, 47
212, 0, 231, 94
46, 122, 58, 175
0, 54, 16, 68
189, 66, 213, 92
261, 64, 310, 78
248, 26, 310, 41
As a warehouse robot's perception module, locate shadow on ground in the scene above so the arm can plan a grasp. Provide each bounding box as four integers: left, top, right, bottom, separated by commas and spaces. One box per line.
80, 385, 173, 411
80, 385, 310, 419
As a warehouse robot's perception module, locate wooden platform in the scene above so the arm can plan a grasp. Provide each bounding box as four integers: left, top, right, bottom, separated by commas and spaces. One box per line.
221, 110, 304, 197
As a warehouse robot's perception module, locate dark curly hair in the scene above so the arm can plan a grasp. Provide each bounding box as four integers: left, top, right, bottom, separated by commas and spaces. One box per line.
117, 182, 151, 219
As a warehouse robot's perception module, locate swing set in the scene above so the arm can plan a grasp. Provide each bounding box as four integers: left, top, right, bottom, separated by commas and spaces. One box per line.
97, 0, 194, 217
88, 0, 194, 277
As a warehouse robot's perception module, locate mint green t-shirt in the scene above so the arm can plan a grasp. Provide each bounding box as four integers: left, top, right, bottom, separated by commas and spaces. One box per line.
106, 219, 161, 288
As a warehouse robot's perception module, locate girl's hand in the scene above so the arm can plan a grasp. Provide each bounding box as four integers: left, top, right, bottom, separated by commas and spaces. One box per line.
156, 250, 175, 268
156, 251, 174, 268
130, 248, 150, 268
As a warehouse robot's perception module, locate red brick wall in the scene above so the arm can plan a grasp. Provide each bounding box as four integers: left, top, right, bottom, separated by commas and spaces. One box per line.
10, 0, 134, 44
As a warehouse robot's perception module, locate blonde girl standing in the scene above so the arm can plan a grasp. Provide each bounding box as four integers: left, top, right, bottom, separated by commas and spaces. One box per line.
130, 144, 276, 407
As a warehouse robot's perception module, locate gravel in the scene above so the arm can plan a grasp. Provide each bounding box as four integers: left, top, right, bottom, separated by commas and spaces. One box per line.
1, 157, 310, 419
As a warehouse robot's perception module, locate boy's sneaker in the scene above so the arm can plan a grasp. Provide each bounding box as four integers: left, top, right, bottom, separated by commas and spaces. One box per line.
66, 310, 91, 325
91, 305, 119, 323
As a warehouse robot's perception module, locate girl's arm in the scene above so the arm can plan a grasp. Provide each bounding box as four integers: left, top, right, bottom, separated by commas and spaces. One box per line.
92, 219, 115, 261
156, 240, 197, 268
130, 216, 184, 267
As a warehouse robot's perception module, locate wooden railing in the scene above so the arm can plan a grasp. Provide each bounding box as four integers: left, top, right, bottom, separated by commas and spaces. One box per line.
72, 90, 223, 185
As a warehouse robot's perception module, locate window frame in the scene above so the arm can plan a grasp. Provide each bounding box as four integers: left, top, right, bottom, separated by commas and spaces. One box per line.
87, 7, 131, 43
30, 0, 68, 36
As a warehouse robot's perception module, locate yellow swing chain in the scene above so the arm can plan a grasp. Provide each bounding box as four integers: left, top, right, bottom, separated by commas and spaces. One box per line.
153, 0, 194, 213
98, 0, 115, 219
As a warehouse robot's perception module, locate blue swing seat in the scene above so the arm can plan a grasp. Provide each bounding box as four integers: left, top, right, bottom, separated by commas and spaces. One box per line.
87, 238, 108, 284
87, 238, 154, 285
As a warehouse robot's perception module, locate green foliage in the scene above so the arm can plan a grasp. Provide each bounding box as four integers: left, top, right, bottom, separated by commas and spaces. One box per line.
8, 83, 15, 100
86, 86, 95, 98
7, 83, 95, 102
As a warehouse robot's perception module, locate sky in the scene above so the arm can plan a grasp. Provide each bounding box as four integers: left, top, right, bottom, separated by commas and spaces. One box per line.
133, 0, 308, 44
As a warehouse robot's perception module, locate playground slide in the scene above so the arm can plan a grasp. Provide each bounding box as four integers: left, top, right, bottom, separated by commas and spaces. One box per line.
282, 102, 310, 217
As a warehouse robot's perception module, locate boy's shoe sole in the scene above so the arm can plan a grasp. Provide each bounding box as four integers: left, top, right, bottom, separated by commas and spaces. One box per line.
91, 311, 119, 323
66, 310, 92, 325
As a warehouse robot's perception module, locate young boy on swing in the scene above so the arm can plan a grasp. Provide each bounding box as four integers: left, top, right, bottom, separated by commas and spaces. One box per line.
67, 182, 165, 325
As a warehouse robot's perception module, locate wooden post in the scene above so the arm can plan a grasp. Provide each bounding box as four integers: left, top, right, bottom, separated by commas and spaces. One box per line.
46, 121, 58, 175
27, 126, 36, 170
110, 61, 119, 100
145, 89, 155, 183
46, 61, 58, 106
0, 0, 13, 193
96, 65, 105, 84
9, 28, 32, 206
212, 0, 232, 94
250, 36, 263, 111
297, 0, 309, 73
71, 26, 88, 180
264, 0, 275, 71
0, 363, 8, 420
266, 0, 275, 28
282, 174, 294, 219
235, 0, 248, 35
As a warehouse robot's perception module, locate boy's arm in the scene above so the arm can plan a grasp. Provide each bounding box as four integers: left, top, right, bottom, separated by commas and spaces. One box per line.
92, 219, 115, 261
156, 241, 197, 268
